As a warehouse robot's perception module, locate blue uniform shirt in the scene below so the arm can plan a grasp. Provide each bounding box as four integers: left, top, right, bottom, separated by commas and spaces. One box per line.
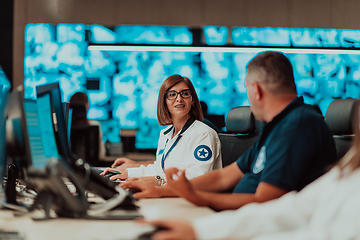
234, 97, 337, 193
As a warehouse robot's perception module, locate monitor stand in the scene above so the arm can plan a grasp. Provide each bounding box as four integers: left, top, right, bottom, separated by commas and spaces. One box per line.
5, 163, 18, 205
28, 191, 55, 220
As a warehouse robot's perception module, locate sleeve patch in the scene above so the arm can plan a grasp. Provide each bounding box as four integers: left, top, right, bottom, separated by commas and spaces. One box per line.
194, 145, 212, 161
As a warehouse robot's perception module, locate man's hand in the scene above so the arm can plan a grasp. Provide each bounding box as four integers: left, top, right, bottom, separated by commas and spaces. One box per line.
120, 179, 164, 199
142, 220, 196, 240
164, 168, 198, 202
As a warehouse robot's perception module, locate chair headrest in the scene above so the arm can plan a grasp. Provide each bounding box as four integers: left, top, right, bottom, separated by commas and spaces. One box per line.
324, 98, 359, 135
226, 106, 256, 134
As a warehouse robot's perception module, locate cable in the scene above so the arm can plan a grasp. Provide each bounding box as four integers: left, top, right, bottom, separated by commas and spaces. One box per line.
86, 186, 127, 216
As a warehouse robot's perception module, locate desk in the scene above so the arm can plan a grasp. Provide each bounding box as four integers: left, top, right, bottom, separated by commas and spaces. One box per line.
0, 198, 215, 240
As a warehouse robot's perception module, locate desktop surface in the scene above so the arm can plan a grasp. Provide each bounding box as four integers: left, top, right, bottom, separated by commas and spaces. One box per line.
0, 198, 215, 240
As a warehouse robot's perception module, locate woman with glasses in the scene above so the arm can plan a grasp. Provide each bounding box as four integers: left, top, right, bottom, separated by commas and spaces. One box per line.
102, 75, 222, 186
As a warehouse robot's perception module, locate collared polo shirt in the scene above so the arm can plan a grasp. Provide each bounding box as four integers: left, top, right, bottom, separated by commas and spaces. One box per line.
233, 97, 337, 193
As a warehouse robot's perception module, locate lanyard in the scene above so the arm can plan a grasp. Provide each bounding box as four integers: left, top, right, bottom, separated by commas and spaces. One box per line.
161, 117, 196, 169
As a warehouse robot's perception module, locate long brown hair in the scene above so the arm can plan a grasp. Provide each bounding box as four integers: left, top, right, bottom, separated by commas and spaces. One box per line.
157, 75, 203, 126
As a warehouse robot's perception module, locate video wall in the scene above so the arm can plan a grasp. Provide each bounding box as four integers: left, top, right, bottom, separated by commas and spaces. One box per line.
24, 24, 360, 149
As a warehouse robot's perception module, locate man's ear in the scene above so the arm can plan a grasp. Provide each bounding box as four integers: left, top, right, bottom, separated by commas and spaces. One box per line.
253, 82, 263, 100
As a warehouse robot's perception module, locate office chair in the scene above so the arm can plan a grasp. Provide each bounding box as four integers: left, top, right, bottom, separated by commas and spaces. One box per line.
70, 125, 100, 166
218, 106, 261, 168
324, 98, 359, 161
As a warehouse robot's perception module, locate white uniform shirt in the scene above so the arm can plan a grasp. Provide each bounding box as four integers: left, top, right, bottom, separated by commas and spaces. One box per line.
193, 166, 360, 240
127, 120, 222, 179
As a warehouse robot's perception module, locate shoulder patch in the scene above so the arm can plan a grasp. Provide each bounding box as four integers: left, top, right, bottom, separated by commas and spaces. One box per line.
253, 146, 266, 174
194, 145, 212, 161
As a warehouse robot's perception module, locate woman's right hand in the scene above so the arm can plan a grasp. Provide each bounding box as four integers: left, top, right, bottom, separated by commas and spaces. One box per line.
99, 167, 120, 176
120, 179, 164, 199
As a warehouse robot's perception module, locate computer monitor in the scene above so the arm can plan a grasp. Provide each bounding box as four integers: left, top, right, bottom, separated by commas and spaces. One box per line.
36, 82, 119, 200
5, 89, 88, 217
0, 66, 11, 203
5, 90, 34, 205
36, 83, 71, 159
6, 91, 32, 172
23, 99, 61, 169
6, 95, 62, 172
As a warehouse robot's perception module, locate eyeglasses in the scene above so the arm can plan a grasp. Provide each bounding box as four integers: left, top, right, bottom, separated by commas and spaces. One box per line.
165, 89, 192, 100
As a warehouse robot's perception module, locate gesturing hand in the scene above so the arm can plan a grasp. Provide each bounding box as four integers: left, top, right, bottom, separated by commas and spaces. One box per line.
164, 168, 197, 202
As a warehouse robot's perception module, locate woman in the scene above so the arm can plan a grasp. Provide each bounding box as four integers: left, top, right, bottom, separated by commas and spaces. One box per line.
102, 75, 222, 186
143, 103, 360, 240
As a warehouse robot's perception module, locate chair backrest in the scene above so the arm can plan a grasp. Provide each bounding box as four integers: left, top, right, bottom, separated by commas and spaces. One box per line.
218, 106, 261, 168
70, 125, 100, 165
324, 98, 359, 160
69, 103, 87, 123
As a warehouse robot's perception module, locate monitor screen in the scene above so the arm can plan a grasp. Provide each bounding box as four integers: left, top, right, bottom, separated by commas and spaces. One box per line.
24, 98, 60, 169
0, 66, 11, 195
67, 107, 73, 147
6, 91, 63, 173
36, 82, 71, 159
24, 23, 360, 150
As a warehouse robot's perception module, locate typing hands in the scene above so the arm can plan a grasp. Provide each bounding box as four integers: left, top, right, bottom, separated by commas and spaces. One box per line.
100, 167, 128, 180
121, 179, 163, 199
99, 157, 142, 180
129, 176, 158, 186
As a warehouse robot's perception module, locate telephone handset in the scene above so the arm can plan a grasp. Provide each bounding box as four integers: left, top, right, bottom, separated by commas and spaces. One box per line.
26, 157, 89, 219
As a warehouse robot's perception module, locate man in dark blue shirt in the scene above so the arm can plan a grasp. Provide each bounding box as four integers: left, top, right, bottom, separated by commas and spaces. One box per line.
121, 51, 337, 211
233, 96, 336, 194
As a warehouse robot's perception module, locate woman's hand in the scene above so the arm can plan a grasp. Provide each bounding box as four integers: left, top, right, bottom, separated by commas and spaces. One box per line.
111, 158, 139, 169
111, 158, 154, 172
99, 167, 128, 180
120, 179, 164, 199
129, 176, 158, 186
99, 167, 118, 175
109, 171, 128, 180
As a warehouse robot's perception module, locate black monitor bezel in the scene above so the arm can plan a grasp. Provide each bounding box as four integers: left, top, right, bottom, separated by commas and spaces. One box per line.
6, 90, 32, 171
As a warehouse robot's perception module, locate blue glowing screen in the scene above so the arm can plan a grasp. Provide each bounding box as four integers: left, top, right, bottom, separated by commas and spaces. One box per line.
24, 24, 360, 149
0, 66, 11, 191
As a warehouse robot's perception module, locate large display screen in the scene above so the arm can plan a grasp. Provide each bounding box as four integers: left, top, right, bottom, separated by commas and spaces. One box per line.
24, 24, 360, 149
